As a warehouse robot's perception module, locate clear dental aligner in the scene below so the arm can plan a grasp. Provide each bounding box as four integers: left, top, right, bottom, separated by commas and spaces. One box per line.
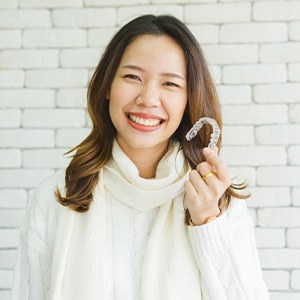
186, 117, 221, 149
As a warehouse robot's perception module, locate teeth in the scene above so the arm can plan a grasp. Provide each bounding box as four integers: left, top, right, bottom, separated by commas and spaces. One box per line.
128, 114, 162, 126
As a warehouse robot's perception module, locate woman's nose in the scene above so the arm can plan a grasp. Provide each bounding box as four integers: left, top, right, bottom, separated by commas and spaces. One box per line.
136, 85, 161, 107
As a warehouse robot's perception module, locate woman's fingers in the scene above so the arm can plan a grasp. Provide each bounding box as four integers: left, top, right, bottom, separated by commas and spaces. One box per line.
184, 147, 231, 219
188, 169, 209, 194
202, 147, 231, 185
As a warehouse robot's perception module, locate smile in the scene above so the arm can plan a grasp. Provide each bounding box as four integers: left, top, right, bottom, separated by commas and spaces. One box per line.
127, 113, 164, 127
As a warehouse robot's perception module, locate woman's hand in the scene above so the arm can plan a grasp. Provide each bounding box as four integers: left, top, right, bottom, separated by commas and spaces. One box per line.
184, 147, 231, 225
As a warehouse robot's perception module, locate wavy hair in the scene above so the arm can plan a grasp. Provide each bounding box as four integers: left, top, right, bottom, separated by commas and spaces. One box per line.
55, 14, 249, 224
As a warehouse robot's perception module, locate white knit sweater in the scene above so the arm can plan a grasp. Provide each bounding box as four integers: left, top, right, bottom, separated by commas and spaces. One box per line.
11, 164, 269, 299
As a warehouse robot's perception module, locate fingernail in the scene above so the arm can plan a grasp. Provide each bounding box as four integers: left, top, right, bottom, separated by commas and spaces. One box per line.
203, 147, 211, 155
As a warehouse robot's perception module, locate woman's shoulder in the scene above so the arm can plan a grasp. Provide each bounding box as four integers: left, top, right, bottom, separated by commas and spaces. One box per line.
31, 169, 66, 218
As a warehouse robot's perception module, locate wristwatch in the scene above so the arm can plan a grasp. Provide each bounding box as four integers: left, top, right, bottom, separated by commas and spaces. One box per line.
189, 208, 222, 226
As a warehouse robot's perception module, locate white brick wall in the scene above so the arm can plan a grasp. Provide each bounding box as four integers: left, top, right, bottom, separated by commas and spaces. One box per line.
0, 1, 299, 299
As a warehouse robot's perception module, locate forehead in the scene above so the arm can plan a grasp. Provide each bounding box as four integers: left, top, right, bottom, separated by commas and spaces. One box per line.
118, 34, 186, 74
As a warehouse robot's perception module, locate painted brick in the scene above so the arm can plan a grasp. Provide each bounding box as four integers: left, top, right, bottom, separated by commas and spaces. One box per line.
253, 1, 300, 21
221, 146, 286, 166
0, 169, 54, 188
260, 43, 300, 63
60, 48, 101, 68
0, 70, 24, 88
254, 83, 300, 104
185, 3, 251, 24
209, 66, 221, 84
88, 28, 117, 47
23, 109, 85, 128
257, 167, 300, 187
0, 9, 50, 28
23, 29, 86, 48
0, 270, 13, 289
0, 30, 21, 49
117, 5, 183, 26
0, 150, 21, 168
203, 44, 258, 65
0, 129, 54, 148
229, 167, 256, 187
0, 291, 10, 300
23, 149, 71, 168
255, 228, 285, 248
217, 85, 251, 104
222, 126, 254, 145
223, 64, 287, 84
0, 89, 55, 108
290, 104, 300, 123
258, 207, 300, 227
259, 249, 300, 268
0, 250, 17, 269
287, 229, 300, 248
0, 0, 17, 8
19, 0, 82, 8
0, 209, 25, 227
255, 125, 300, 145
221, 23, 287, 43
0, 189, 27, 209
0, 110, 21, 128
188, 25, 219, 44
153, 0, 216, 3
0, 50, 59, 69
262, 270, 289, 291
290, 22, 300, 41
222, 104, 287, 125
289, 64, 300, 82
291, 270, 300, 289
292, 187, 300, 206
86, 0, 149, 6
57, 89, 87, 107
269, 292, 300, 300
56, 128, 91, 147
52, 8, 116, 28
26, 69, 88, 88
248, 187, 291, 207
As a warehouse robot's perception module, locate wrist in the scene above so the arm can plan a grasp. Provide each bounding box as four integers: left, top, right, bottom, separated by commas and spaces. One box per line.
189, 207, 222, 226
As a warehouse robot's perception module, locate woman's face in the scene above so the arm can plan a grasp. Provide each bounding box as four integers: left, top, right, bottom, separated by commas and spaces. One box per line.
108, 34, 187, 155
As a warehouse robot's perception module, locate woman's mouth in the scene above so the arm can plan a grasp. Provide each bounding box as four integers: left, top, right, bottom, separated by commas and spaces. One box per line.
127, 113, 165, 127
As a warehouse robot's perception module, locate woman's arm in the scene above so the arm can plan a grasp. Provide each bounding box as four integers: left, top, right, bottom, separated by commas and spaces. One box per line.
11, 188, 51, 300
188, 198, 269, 300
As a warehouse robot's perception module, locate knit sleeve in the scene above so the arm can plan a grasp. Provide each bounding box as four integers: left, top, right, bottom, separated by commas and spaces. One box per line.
187, 198, 269, 300
11, 183, 52, 300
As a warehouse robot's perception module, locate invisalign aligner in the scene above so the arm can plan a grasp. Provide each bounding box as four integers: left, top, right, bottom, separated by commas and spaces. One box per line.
186, 117, 220, 149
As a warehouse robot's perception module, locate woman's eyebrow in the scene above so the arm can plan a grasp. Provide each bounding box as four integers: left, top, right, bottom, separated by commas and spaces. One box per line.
122, 64, 185, 81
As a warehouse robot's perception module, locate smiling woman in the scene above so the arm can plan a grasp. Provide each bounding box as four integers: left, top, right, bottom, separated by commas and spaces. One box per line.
11, 14, 269, 300
109, 34, 187, 178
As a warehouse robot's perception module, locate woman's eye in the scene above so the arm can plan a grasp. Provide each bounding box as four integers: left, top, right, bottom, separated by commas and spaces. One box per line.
164, 82, 179, 87
124, 74, 140, 81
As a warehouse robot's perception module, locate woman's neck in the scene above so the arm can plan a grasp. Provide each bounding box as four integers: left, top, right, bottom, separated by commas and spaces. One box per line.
116, 139, 169, 179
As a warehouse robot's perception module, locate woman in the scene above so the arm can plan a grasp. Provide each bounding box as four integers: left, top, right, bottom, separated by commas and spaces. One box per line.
11, 14, 269, 299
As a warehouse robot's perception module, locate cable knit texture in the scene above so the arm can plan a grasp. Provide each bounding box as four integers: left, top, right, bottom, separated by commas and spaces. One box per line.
11, 140, 269, 300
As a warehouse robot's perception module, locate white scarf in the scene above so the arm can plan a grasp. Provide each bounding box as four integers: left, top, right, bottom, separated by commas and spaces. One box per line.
49, 140, 202, 299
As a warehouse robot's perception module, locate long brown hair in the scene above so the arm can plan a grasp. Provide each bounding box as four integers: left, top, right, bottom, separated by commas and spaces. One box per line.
55, 14, 248, 223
